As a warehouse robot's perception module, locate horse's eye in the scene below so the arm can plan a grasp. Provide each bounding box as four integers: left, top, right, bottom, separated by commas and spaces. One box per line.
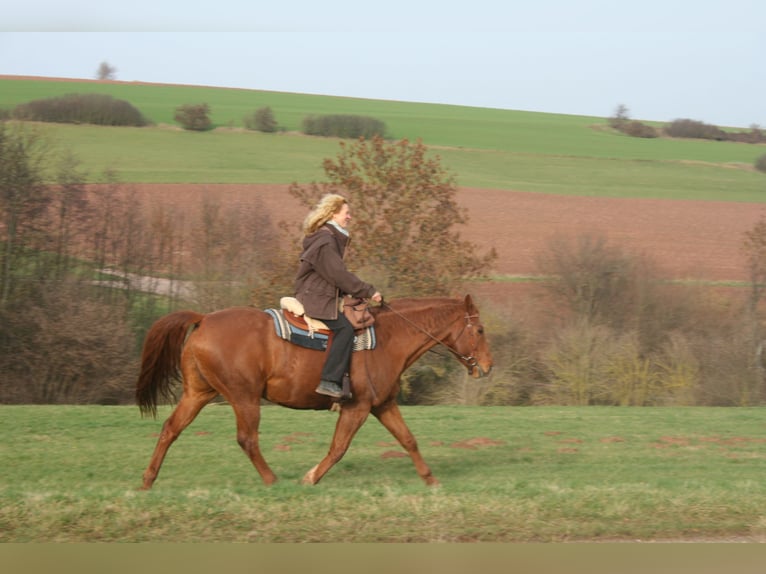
477, 327, 484, 335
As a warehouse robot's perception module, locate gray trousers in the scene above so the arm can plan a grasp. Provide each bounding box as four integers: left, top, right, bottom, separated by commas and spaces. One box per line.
320, 313, 354, 383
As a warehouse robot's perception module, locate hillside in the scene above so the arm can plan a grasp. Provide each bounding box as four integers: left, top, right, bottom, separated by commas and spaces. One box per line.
3, 75, 765, 287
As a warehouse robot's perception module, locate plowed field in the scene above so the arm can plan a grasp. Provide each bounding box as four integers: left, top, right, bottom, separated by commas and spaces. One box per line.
126, 183, 764, 284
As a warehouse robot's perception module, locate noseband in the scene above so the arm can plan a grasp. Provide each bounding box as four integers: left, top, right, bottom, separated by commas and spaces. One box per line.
452, 313, 482, 373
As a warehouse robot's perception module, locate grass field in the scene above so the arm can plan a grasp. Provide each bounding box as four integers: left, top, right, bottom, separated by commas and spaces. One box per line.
1, 77, 764, 200
4, 77, 766, 552
2, 404, 766, 542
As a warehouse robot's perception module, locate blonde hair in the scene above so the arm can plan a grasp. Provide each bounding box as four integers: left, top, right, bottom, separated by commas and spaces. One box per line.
302, 193, 348, 235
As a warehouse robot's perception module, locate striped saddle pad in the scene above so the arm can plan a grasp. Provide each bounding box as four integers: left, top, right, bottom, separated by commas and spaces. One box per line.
265, 308, 376, 352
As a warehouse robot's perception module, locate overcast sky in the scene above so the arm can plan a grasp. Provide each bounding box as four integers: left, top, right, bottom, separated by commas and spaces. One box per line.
1, 0, 764, 128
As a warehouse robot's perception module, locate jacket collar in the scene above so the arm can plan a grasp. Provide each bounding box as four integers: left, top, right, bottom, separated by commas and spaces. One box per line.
326, 220, 349, 237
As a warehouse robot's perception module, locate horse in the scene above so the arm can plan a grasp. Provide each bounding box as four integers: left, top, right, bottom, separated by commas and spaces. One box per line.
135, 294, 493, 488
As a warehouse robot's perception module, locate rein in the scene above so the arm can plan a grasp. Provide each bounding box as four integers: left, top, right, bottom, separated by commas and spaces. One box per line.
380, 300, 481, 373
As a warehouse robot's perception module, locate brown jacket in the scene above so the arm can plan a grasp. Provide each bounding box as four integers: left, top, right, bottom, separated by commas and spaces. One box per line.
294, 224, 376, 320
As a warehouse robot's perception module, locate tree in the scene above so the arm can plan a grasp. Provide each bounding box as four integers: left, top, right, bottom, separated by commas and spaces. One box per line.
0, 123, 51, 307
50, 151, 90, 279
743, 216, 766, 316
96, 61, 117, 80
289, 136, 496, 296
537, 233, 638, 326
609, 104, 630, 129
742, 216, 766, 396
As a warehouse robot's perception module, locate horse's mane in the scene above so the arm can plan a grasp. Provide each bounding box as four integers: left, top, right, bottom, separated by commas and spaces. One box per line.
374, 297, 465, 332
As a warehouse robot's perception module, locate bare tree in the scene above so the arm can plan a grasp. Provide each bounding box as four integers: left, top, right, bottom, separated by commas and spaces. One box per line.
50, 151, 89, 279
610, 103, 630, 128
742, 216, 766, 393
96, 61, 117, 81
537, 233, 637, 326
0, 123, 51, 307
743, 216, 766, 316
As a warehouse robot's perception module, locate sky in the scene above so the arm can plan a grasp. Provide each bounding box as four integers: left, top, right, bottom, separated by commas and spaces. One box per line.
1, 0, 764, 128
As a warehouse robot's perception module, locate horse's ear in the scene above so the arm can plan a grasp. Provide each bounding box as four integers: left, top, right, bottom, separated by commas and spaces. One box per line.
463, 294, 474, 309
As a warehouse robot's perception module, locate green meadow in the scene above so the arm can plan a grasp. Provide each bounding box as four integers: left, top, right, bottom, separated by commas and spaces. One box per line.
2, 404, 766, 542
1, 77, 764, 200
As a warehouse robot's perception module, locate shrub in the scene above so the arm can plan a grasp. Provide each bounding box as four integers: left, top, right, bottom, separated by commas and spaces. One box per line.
244, 106, 278, 133
726, 128, 766, 144
174, 103, 212, 131
755, 154, 766, 173
12, 93, 149, 126
302, 114, 386, 139
540, 320, 614, 405
620, 120, 658, 138
664, 118, 726, 141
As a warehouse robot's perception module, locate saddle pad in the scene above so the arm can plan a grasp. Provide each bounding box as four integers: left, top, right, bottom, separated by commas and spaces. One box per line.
265, 309, 376, 352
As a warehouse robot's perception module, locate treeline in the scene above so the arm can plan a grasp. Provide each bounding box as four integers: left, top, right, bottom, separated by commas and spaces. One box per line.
0, 122, 293, 404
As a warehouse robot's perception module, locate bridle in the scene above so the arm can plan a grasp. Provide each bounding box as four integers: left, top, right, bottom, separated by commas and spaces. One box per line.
380, 301, 483, 374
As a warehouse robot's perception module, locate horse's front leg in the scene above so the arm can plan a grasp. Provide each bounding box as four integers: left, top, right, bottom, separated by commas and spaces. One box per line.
302, 405, 369, 485
372, 399, 439, 486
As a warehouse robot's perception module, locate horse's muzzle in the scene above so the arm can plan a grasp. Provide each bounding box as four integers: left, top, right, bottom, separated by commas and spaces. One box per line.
470, 364, 493, 378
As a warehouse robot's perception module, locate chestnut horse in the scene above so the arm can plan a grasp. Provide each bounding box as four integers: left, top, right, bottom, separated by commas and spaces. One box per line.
135, 295, 493, 488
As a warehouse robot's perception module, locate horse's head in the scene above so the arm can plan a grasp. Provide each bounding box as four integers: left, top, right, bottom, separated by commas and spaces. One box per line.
446, 294, 494, 378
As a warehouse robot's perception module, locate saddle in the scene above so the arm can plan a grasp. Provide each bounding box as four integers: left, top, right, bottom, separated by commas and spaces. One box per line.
280, 297, 332, 335
265, 297, 376, 352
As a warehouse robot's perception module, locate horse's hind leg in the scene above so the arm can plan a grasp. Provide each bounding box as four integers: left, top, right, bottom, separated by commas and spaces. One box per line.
372, 400, 439, 486
230, 401, 277, 485
140, 387, 215, 490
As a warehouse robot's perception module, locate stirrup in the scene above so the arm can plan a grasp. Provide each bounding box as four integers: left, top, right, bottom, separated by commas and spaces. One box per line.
341, 373, 353, 400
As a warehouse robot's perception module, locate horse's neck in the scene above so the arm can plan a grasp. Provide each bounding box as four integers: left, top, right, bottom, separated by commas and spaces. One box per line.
386, 300, 461, 362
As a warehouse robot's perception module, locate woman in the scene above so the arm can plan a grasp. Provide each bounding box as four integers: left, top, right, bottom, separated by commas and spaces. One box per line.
294, 194, 383, 399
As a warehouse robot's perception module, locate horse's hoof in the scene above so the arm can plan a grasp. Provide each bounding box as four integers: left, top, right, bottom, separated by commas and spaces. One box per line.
302, 464, 320, 485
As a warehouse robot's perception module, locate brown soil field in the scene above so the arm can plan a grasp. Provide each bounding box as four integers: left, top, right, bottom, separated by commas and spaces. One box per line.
125, 182, 765, 284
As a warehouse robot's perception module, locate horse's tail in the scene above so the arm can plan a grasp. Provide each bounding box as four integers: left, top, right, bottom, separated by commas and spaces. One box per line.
135, 310, 205, 418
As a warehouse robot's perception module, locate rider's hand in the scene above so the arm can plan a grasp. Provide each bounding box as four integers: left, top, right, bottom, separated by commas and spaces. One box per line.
370, 291, 383, 303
